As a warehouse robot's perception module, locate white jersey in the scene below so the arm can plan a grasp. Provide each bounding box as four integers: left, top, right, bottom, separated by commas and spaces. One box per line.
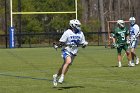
59, 29, 86, 55
130, 24, 140, 40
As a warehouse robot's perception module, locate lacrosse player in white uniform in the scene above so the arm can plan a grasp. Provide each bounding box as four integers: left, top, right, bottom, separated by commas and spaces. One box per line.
53, 19, 88, 86
129, 17, 140, 66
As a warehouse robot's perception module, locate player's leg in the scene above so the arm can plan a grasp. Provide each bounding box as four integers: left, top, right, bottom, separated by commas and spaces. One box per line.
130, 40, 139, 65
53, 63, 68, 86
53, 61, 70, 85
131, 48, 135, 64
53, 66, 63, 79
117, 47, 122, 67
136, 55, 139, 65
58, 56, 71, 83
53, 51, 71, 86
131, 48, 139, 64
126, 50, 133, 66
58, 51, 75, 84
118, 53, 122, 67
58, 55, 75, 83
123, 45, 133, 66
53, 67, 63, 86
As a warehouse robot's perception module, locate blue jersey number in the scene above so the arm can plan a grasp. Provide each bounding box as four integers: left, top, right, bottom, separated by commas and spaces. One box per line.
71, 40, 80, 45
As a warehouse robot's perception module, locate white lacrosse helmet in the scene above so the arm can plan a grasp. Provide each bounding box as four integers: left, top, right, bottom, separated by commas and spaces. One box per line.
129, 17, 136, 25
69, 19, 81, 31
117, 20, 125, 28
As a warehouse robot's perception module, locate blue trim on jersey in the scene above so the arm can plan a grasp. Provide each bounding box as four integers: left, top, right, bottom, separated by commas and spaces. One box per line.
61, 49, 76, 61
61, 49, 71, 60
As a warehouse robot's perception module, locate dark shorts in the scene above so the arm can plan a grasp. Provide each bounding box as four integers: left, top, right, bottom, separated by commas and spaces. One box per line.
117, 44, 128, 54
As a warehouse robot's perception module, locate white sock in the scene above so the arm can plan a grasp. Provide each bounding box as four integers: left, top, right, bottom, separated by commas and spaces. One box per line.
129, 61, 131, 64
61, 74, 64, 77
119, 61, 121, 64
118, 61, 122, 67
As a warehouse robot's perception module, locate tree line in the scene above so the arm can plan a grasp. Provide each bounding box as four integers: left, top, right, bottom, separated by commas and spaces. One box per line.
0, 0, 140, 46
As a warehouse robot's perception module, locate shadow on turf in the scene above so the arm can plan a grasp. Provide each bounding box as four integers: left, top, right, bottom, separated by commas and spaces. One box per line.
111, 65, 133, 67
54, 86, 85, 90
0, 73, 52, 81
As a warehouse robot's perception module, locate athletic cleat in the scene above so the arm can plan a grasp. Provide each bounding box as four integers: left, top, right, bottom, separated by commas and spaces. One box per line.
131, 63, 135, 66
53, 74, 58, 86
136, 58, 139, 65
58, 76, 64, 84
128, 63, 135, 67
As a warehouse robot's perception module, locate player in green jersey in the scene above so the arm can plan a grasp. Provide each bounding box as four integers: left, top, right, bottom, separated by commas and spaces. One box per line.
112, 20, 132, 67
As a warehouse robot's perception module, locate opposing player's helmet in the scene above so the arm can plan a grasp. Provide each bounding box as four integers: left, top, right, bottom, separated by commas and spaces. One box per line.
117, 20, 125, 28
69, 19, 81, 32
129, 17, 136, 25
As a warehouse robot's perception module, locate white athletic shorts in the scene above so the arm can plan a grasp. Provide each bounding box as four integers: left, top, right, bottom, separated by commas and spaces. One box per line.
61, 49, 76, 64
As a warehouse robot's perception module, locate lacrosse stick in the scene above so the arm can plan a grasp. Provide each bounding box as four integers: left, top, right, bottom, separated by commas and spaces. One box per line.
52, 41, 88, 51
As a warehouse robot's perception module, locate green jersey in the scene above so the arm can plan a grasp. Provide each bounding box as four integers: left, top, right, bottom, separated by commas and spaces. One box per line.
113, 27, 129, 45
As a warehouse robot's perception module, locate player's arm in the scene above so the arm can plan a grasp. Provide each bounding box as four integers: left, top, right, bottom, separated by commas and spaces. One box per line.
111, 30, 118, 47
53, 42, 65, 48
134, 25, 140, 38
53, 42, 67, 51
112, 37, 116, 44
125, 27, 130, 44
126, 35, 130, 44
53, 31, 67, 50
112, 36, 118, 48
127, 35, 130, 44
80, 32, 88, 48
111, 30, 115, 43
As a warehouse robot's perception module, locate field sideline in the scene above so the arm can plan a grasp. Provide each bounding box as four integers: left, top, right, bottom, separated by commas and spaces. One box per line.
0, 46, 140, 93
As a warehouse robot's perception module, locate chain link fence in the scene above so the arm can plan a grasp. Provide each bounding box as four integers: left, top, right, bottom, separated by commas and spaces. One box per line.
0, 32, 108, 48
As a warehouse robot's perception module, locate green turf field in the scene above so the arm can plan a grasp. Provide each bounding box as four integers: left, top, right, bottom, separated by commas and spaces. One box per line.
0, 46, 140, 93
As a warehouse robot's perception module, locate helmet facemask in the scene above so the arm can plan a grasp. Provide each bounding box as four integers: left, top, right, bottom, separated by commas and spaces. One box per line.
130, 20, 135, 25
